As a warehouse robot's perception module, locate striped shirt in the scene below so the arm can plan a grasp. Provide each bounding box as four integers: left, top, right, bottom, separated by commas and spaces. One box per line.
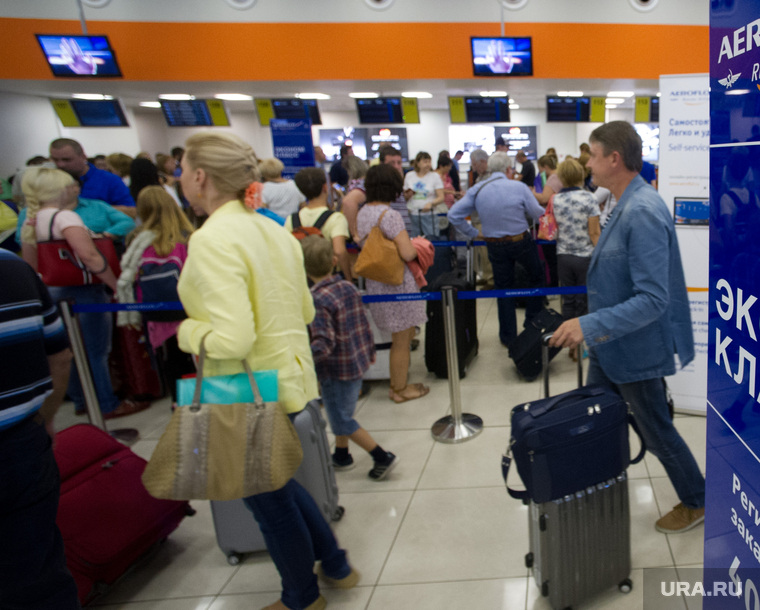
0, 249, 68, 430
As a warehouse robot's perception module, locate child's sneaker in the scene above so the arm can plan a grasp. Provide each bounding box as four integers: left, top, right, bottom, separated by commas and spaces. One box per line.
368, 452, 398, 481
332, 452, 355, 471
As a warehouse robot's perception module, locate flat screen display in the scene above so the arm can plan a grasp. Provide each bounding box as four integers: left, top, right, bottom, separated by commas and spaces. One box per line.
36, 34, 122, 77
471, 37, 533, 77
160, 100, 215, 127
70, 100, 128, 127
546, 97, 591, 122
272, 99, 322, 125
650, 97, 660, 123
674, 197, 709, 226
356, 98, 404, 124
463, 97, 511, 123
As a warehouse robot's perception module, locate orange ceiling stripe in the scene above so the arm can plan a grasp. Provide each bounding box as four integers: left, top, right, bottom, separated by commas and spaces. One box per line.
3, 18, 708, 81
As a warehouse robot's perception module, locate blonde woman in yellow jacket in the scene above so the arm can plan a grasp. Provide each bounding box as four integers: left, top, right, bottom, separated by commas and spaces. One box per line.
177, 132, 357, 610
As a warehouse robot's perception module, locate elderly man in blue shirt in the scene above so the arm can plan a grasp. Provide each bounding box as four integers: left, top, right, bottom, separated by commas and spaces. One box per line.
550, 121, 705, 534
448, 151, 547, 347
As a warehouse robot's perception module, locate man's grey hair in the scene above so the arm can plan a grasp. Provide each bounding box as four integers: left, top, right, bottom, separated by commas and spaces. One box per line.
469, 148, 489, 164
487, 151, 513, 174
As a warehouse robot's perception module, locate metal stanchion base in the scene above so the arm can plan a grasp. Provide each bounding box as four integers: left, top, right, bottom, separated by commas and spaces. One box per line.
110, 428, 140, 445
431, 413, 483, 444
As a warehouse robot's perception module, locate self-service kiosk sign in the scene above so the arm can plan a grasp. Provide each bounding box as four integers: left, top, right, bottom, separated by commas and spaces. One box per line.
706, 1, 760, 606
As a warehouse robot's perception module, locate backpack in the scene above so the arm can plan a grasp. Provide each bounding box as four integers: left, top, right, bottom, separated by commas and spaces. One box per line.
291, 210, 334, 240
136, 243, 188, 322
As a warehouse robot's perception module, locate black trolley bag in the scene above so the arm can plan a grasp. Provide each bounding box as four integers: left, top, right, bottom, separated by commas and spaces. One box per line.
501, 336, 645, 610
507, 307, 564, 381
424, 270, 478, 379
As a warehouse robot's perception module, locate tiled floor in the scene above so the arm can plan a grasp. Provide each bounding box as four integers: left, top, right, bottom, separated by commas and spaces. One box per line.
55, 297, 706, 609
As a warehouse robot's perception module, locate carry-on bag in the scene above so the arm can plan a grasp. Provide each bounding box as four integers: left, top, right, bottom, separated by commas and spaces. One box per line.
507, 307, 563, 381
211, 400, 344, 565
502, 336, 643, 609
424, 271, 478, 379
110, 325, 163, 400
54, 424, 191, 605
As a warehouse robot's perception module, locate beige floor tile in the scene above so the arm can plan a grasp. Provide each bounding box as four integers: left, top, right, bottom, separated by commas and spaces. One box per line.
353, 385, 451, 432
643, 415, 707, 479
650, 478, 706, 567
630, 479, 676, 569
367, 578, 528, 610
210, 587, 374, 610
331, 429, 434, 493
526, 568, 646, 610
94, 597, 215, 609
379, 487, 529, 584
418, 425, 510, 489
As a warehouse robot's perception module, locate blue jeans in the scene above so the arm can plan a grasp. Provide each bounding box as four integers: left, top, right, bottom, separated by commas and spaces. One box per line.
409, 211, 437, 237
486, 237, 545, 346
0, 416, 81, 609
320, 377, 362, 437
243, 464, 350, 608
587, 356, 705, 509
49, 285, 119, 414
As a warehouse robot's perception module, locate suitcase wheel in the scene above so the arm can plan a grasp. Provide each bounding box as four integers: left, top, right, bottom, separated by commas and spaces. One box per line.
619, 578, 633, 594
227, 552, 243, 566
524, 552, 534, 568
185, 504, 197, 517
331, 506, 345, 521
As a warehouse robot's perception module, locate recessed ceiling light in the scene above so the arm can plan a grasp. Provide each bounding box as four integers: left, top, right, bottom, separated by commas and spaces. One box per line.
605, 98, 625, 104
349, 92, 379, 99
71, 93, 113, 100
480, 91, 507, 97
139, 101, 162, 108
605, 104, 619, 109
726, 89, 751, 96
214, 93, 252, 101
159, 94, 195, 101
656, 92, 661, 97
296, 93, 330, 100
607, 91, 635, 98
509, 103, 520, 109
402, 91, 433, 98
557, 91, 584, 97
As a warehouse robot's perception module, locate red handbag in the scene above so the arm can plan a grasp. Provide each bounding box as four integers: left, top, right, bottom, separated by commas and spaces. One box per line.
537, 195, 558, 241
36, 211, 121, 286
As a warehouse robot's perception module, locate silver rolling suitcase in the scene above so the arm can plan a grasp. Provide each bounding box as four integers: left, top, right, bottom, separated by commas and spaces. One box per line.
211, 400, 344, 565
524, 338, 633, 609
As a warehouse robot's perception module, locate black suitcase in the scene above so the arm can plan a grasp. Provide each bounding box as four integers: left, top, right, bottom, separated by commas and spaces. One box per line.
424, 235, 456, 286
507, 307, 563, 380
424, 272, 478, 379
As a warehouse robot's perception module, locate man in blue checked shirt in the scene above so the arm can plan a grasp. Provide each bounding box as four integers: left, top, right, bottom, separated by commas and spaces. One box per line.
0, 249, 80, 609
448, 151, 547, 347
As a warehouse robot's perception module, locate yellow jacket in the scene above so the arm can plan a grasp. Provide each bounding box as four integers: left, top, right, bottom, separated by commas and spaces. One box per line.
177, 199, 318, 413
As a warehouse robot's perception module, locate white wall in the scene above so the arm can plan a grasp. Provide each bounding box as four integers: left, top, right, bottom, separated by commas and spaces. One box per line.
0, 92, 61, 178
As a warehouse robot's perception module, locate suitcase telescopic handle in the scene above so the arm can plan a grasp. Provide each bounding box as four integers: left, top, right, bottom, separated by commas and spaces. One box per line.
541, 333, 584, 399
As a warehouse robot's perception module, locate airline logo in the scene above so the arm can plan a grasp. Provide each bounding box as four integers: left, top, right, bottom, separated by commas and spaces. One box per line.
717, 18, 760, 63
719, 69, 741, 88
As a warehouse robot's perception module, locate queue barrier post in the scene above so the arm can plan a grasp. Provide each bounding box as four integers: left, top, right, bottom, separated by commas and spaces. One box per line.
59, 300, 139, 444
431, 285, 483, 444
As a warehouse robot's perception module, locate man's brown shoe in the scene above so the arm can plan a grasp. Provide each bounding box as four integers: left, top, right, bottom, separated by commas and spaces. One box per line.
655, 503, 705, 533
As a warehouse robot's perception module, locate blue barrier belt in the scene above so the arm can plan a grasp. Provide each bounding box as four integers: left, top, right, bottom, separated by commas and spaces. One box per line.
70, 286, 586, 312
347, 239, 556, 252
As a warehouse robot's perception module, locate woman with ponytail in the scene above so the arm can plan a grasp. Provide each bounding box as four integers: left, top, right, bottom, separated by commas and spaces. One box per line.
177, 132, 357, 610
20, 167, 146, 419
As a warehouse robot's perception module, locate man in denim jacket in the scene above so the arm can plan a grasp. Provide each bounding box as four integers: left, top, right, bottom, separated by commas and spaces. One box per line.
550, 121, 705, 534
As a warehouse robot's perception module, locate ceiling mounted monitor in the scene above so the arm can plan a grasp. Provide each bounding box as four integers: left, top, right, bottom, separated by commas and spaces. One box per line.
546, 96, 591, 122
355, 97, 421, 124
470, 37, 533, 77
36, 34, 122, 77
160, 99, 230, 127
272, 98, 322, 125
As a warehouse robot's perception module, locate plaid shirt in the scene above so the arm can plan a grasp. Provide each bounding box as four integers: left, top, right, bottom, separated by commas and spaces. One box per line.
309, 275, 375, 381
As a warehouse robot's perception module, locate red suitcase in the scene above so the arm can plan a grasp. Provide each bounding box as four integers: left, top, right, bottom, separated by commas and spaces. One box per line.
54, 425, 191, 605
110, 325, 163, 400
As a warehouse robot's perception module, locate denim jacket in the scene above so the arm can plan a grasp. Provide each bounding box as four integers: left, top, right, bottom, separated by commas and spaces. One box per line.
578, 175, 694, 384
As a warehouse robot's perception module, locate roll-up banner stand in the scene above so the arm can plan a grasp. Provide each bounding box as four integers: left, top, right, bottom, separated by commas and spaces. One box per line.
705, 0, 760, 605
658, 74, 710, 416
270, 118, 315, 180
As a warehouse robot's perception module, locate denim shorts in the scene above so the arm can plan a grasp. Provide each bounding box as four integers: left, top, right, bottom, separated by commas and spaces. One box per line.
319, 377, 362, 436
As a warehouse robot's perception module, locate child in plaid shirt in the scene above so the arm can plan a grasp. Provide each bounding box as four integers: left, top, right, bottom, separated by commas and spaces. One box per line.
301, 236, 398, 480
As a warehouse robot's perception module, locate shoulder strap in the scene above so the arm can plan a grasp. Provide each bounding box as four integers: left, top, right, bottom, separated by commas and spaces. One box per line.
313, 210, 334, 230
472, 175, 501, 206
291, 212, 301, 229
47, 210, 61, 241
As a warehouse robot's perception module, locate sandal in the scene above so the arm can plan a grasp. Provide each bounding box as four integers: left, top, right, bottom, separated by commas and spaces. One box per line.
389, 383, 430, 404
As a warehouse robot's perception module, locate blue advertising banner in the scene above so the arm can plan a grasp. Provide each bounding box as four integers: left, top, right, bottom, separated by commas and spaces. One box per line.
270, 118, 316, 179
706, 0, 760, 606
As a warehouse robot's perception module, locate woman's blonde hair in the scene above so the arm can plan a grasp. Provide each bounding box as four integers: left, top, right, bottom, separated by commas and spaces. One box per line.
258, 157, 284, 181
344, 156, 368, 181
557, 158, 585, 188
106, 153, 133, 178
155, 153, 172, 174
538, 154, 557, 171
184, 132, 261, 202
134, 186, 194, 256
20, 167, 75, 244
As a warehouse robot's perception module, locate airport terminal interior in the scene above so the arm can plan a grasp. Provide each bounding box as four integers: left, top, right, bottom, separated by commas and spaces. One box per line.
1, 1, 712, 609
